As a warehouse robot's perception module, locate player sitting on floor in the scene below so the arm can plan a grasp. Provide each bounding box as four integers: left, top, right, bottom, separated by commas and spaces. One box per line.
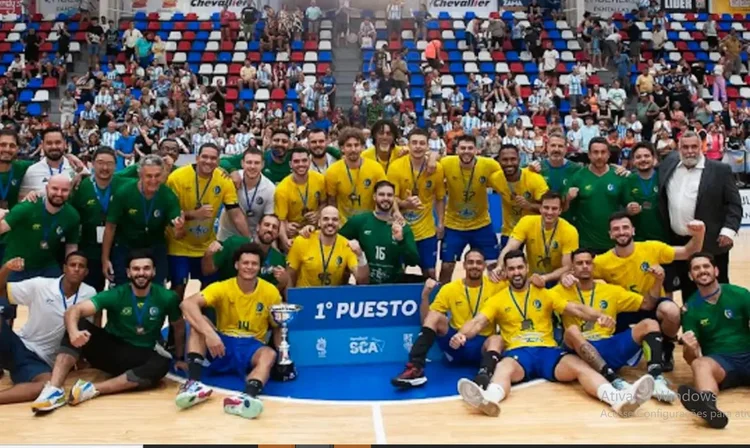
177, 243, 281, 420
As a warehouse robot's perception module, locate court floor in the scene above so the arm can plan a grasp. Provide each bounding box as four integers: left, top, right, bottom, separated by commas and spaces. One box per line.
2, 231, 750, 444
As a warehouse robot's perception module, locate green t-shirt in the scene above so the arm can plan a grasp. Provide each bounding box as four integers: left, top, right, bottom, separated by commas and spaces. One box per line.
218, 154, 243, 173
106, 181, 181, 249
566, 167, 625, 251
212, 235, 286, 285
682, 285, 750, 356
622, 171, 668, 242
91, 283, 181, 348
0, 159, 34, 245
70, 176, 130, 260
339, 212, 420, 284
220, 147, 341, 176
3, 201, 81, 270
540, 159, 582, 194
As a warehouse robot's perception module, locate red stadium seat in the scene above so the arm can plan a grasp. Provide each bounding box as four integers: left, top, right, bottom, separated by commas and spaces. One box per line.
291, 52, 304, 62
148, 22, 160, 31
183, 31, 196, 40
148, 12, 159, 20
220, 41, 233, 51
270, 88, 286, 100
43, 77, 58, 89
492, 50, 505, 61
317, 63, 330, 74
510, 62, 523, 72
248, 52, 260, 62
226, 88, 238, 100
532, 115, 547, 128
439, 20, 451, 30
229, 63, 241, 74
174, 22, 186, 31
202, 52, 216, 62
177, 41, 191, 51
199, 22, 212, 30
304, 40, 318, 50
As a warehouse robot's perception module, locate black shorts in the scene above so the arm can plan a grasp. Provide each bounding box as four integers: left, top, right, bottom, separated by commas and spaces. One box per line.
709, 352, 750, 390
663, 262, 680, 293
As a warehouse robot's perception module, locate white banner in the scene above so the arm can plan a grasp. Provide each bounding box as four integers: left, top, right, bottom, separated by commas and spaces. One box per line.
427, 0, 498, 17
741, 189, 750, 226
36, 0, 85, 16
583, 0, 638, 17
171, 0, 280, 14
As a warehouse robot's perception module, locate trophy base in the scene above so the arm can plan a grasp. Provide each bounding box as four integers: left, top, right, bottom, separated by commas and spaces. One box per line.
271, 362, 298, 382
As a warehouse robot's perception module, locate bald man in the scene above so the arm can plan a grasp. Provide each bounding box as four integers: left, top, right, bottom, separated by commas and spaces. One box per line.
0, 174, 81, 321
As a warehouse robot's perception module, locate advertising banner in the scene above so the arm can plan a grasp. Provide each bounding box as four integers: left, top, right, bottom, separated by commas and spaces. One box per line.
584, 0, 638, 17
0, 0, 22, 14
426, 0, 498, 18
287, 284, 425, 366
36, 0, 82, 16
740, 189, 750, 226
711, 0, 750, 14
661, 0, 707, 11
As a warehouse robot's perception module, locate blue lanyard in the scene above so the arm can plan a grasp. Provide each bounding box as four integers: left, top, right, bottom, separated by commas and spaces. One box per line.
194, 170, 213, 207
0, 169, 13, 201
638, 172, 656, 198
48, 161, 64, 176
41, 200, 58, 243
131, 290, 151, 329
92, 180, 112, 215
139, 185, 156, 230
59, 278, 79, 311
508, 287, 531, 320
242, 176, 260, 213
465, 281, 484, 317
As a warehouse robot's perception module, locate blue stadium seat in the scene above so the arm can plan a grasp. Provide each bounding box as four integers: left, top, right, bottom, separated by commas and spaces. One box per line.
27, 104, 42, 116
240, 89, 255, 101
319, 52, 332, 62
19, 90, 33, 102
411, 74, 425, 86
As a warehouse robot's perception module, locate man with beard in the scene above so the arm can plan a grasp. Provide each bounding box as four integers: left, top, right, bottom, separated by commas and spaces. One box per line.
166, 143, 249, 302
0, 252, 96, 405
102, 155, 185, 287
69, 148, 125, 292
260, 128, 294, 184
537, 133, 582, 195
275, 147, 327, 252
565, 137, 628, 254
554, 249, 676, 403
391, 250, 507, 388
340, 180, 419, 284
30, 249, 183, 413
388, 128, 446, 279
202, 214, 288, 290
574, 212, 705, 371
624, 143, 668, 243
0, 129, 34, 213
287, 205, 369, 287
217, 149, 275, 241
175, 243, 281, 419
453, 250, 655, 418
116, 138, 181, 180
439, 135, 504, 283
325, 127, 387, 225
492, 144, 548, 249
678, 252, 750, 429
494, 192, 577, 287
19, 127, 88, 199
307, 128, 340, 175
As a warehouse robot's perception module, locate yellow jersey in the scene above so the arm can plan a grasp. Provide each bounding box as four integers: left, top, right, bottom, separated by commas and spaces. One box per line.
388, 156, 446, 241
430, 276, 508, 336
166, 164, 238, 257
480, 285, 568, 350
593, 241, 675, 296
442, 156, 503, 231
287, 231, 358, 287
362, 146, 407, 173
201, 277, 281, 340
492, 168, 549, 236
274, 171, 327, 224
325, 158, 387, 225
552, 282, 643, 341
510, 215, 579, 275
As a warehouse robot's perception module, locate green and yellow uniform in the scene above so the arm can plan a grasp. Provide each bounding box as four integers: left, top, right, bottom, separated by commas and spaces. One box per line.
212, 235, 286, 286
623, 172, 668, 242
106, 182, 182, 249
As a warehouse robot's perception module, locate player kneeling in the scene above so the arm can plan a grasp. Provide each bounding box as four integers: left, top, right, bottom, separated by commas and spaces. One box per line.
452, 250, 655, 417
176, 243, 281, 419
391, 250, 507, 388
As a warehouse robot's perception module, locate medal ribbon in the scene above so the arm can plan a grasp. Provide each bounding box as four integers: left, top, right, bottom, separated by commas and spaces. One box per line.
541, 219, 559, 260
461, 159, 477, 203
576, 284, 596, 308
508, 287, 531, 321
638, 172, 656, 199
465, 281, 484, 317
130, 290, 151, 331
0, 170, 14, 203
345, 160, 362, 202
297, 179, 310, 210
194, 170, 213, 207
48, 161, 64, 176
139, 184, 156, 231
59, 277, 80, 311
410, 157, 426, 193
243, 175, 260, 214
319, 238, 337, 280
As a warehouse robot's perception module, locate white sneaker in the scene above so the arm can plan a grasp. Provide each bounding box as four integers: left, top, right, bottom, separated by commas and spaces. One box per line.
175, 380, 214, 409
31, 382, 67, 413
457, 378, 501, 417
652, 375, 676, 403
223, 393, 264, 419
612, 377, 632, 391
68, 379, 99, 406
611, 375, 655, 417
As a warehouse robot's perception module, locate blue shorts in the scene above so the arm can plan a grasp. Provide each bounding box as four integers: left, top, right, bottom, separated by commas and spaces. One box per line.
416, 237, 438, 271
206, 334, 268, 378
504, 346, 567, 383
708, 352, 750, 390
441, 225, 499, 262
437, 327, 486, 365
88, 43, 100, 55
168, 255, 217, 286
590, 329, 642, 371
112, 243, 168, 287
0, 319, 51, 383
615, 297, 673, 334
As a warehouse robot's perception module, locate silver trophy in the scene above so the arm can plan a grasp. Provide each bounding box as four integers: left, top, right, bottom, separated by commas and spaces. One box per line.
270, 304, 302, 381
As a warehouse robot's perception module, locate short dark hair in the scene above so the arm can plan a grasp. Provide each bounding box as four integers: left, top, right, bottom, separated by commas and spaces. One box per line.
689, 251, 716, 268
540, 191, 563, 205
371, 119, 400, 145
500, 143, 520, 154
408, 128, 429, 141
232, 242, 266, 266
374, 179, 395, 193
0, 128, 19, 143
198, 143, 221, 155
127, 248, 155, 268
588, 136, 609, 152
289, 146, 310, 158
159, 138, 179, 151
338, 127, 365, 147
41, 127, 64, 141
307, 128, 327, 137
503, 249, 526, 265
93, 146, 117, 161
571, 248, 597, 262
64, 250, 88, 266
243, 148, 264, 160
271, 128, 291, 139
631, 141, 655, 158
455, 134, 477, 147
259, 213, 280, 225
465, 248, 485, 261
608, 211, 632, 226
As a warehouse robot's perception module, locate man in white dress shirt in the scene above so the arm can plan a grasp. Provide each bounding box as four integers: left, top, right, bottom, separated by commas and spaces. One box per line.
658, 131, 742, 300
19, 128, 88, 199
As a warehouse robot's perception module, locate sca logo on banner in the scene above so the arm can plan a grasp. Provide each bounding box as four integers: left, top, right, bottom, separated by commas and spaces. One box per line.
314, 299, 419, 320
428, 0, 493, 8
189, 0, 245, 7
349, 336, 385, 355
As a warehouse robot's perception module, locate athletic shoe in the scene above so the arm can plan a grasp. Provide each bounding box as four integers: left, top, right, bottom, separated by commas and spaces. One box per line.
391, 362, 427, 389
31, 383, 67, 413
474, 367, 491, 389
68, 379, 99, 406
678, 385, 728, 429
611, 374, 654, 417
612, 377, 632, 391
457, 378, 501, 417
223, 393, 264, 419
652, 375, 677, 403
175, 380, 213, 409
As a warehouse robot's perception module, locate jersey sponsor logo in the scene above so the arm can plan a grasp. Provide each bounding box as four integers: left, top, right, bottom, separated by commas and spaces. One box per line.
725, 309, 734, 319
364, 179, 372, 188
128, 209, 138, 215
257, 197, 264, 205
87, 199, 96, 206
533, 299, 542, 310
154, 210, 161, 218
336, 256, 343, 266
256, 302, 264, 312
640, 262, 650, 272
599, 300, 608, 310
213, 186, 221, 194
426, 180, 433, 189
149, 306, 159, 316
56, 226, 63, 235
122, 307, 133, 316
607, 184, 614, 191
700, 318, 709, 326
479, 176, 487, 184
349, 336, 385, 354
585, 184, 593, 191
32, 223, 41, 230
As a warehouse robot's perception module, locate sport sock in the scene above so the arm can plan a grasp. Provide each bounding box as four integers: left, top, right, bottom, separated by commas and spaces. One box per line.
484, 383, 506, 404
245, 378, 264, 397
600, 364, 618, 382
597, 383, 621, 406
642, 332, 665, 378
479, 350, 501, 376
408, 327, 437, 369
186, 352, 205, 381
